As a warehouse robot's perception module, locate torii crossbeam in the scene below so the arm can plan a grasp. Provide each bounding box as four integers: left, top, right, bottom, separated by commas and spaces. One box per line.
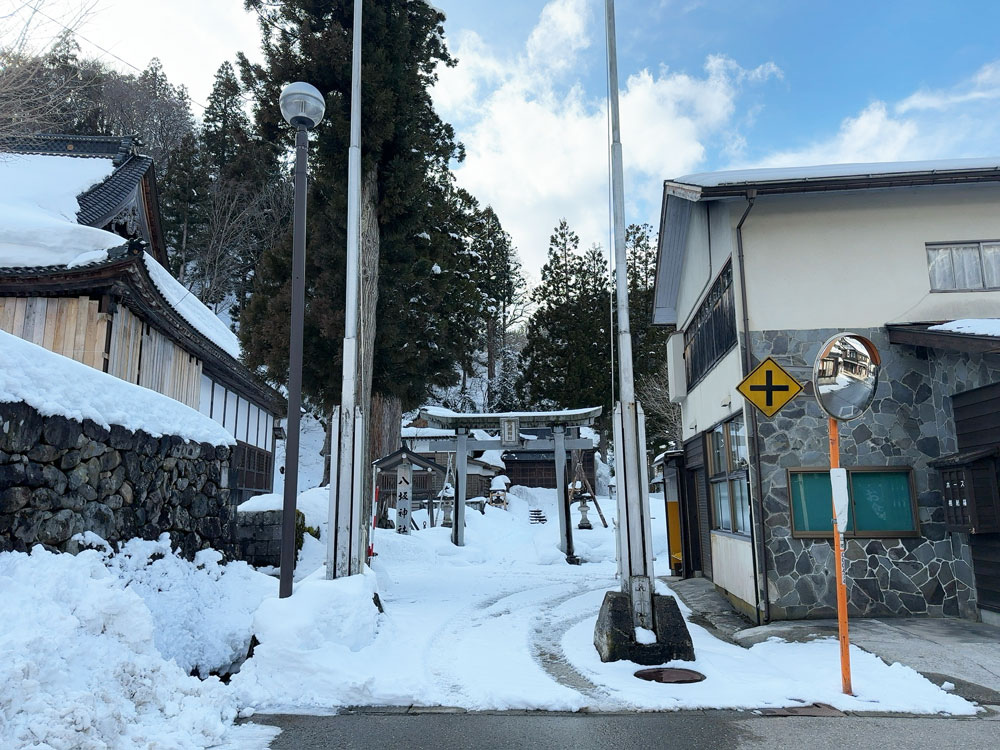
418, 406, 602, 563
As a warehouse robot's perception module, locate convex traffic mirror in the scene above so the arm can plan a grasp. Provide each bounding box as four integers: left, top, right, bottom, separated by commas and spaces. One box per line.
812, 333, 880, 421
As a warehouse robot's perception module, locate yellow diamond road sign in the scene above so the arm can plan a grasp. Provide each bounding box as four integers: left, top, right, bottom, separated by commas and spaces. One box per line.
737, 357, 803, 418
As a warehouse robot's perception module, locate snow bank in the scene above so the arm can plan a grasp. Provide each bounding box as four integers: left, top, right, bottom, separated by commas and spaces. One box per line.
0, 544, 276, 750
106, 535, 276, 675
143, 253, 242, 359
230, 568, 383, 709
928, 318, 1000, 337
561, 587, 977, 715
0, 153, 123, 268
0, 330, 234, 445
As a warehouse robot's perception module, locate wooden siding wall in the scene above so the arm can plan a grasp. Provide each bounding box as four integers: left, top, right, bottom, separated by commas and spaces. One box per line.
137, 316, 201, 408
1, 296, 108, 370
108, 307, 201, 409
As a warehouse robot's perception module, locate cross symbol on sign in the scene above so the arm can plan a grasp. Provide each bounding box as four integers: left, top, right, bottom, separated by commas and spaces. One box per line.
737, 356, 803, 418
749, 369, 789, 406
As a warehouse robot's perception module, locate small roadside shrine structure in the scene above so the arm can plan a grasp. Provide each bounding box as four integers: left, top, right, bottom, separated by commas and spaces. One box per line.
372, 448, 446, 534
418, 406, 602, 564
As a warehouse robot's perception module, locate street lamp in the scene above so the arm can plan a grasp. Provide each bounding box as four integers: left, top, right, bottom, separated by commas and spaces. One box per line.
278, 81, 325, 599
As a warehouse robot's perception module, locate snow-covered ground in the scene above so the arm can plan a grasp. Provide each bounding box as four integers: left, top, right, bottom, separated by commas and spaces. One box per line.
231, 485, 975, 716
1, 473, 975, 749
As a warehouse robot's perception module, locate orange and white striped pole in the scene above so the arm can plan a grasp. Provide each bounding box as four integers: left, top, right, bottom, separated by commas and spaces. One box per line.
828, 417, 853, 695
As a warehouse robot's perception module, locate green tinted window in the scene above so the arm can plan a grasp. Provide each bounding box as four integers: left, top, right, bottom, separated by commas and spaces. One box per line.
850, 471, 915, 534
789, 472, 833, 533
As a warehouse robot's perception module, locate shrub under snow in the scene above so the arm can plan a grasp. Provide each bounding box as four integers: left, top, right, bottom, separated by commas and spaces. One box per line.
106, 535, 276, 675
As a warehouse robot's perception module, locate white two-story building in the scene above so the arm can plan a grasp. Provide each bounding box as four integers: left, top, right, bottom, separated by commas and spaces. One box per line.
653, 159, 1000, 625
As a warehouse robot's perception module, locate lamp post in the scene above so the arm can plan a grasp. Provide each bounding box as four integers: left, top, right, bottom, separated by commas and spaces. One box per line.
277, 81, 325, 599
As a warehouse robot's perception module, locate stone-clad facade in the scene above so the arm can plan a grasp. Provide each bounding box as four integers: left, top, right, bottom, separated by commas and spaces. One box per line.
0, 401, 236, 558
751, 327, 1000, 620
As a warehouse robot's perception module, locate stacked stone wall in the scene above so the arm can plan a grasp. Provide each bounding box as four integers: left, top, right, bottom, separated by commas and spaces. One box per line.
750, 327, 1000, 620
0, 401, 235, 558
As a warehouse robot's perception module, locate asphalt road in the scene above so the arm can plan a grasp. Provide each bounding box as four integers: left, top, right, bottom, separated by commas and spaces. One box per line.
249, 709, 999, 750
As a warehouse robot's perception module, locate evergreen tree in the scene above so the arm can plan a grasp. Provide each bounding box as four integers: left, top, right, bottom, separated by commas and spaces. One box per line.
237, 0, 473, 411
159, 132, 211, 279
519, 220, 612, 426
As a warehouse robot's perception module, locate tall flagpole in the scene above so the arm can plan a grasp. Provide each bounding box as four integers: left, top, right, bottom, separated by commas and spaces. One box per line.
328, 0, 365, 579
604, 0, 656, 631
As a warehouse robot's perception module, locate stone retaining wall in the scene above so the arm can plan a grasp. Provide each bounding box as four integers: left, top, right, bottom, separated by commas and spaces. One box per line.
750, 327, 1000, 620
236, 509, 282, 567
0, 401, 235, 558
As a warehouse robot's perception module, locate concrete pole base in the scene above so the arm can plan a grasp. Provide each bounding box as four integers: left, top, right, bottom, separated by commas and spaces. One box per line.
593, 590, 695, 664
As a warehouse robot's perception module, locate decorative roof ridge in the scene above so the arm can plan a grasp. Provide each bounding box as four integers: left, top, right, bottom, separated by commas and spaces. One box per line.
0, 133, 143, 165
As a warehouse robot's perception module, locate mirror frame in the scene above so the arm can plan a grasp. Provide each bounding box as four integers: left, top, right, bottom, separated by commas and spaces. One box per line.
812, 332, 881, 421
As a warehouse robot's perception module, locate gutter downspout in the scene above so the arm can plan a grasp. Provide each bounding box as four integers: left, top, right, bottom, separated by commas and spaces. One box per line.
735, 190, 770, 625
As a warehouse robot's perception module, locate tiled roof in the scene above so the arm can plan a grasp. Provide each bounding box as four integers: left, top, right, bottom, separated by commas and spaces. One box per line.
0, 134, 138, 164
76, 153, 153, 226
0, 133, 153, 227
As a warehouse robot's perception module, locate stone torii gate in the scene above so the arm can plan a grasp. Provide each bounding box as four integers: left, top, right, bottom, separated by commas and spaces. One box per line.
418, 406, 602, 564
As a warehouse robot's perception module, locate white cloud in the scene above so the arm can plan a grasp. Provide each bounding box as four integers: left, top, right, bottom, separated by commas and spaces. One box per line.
751, 60, 1000, 170
434, 0, 779, 277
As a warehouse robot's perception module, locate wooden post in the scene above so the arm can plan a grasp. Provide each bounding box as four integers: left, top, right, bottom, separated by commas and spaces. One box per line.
452, 429, 468, 546
396, 458, 412, 535
828, 417, 853, 695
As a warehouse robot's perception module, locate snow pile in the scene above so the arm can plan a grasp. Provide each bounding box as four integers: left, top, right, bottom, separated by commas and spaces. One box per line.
0, 153, 123, 268
105, 535, 276, 676
0, 544, 276, 750
230, 568, 384, 709
0, 330, 234, 445
143, 253, 242, 359
928, 318, 1000, 337
562, 585, 977, 714
271, 411, 328, 495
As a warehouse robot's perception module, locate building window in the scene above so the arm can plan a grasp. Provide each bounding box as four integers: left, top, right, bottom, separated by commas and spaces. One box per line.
708, 415, 750, 534
684, 261, 737, 388
788, 467, 918, 538
926, 241, 1000, 291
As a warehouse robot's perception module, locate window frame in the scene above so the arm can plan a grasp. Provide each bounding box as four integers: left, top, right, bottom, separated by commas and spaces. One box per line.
707, 414, 751, 536
787, 466, 920, 539
684, 261, 738, 388
926, 240, 1000, 293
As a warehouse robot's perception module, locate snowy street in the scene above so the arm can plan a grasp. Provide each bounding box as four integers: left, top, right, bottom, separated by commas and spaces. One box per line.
230, 486, 977, 717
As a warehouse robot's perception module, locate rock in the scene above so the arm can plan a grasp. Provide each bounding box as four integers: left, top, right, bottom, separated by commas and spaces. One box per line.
99, 450, 121, 472
27, 444, 61, 463
82, 419, 111, 443
119, 482, 134, 505
81, 503, 115, 540
190, 495, 209, 519
31, 487, 60, 511
60, 450, 82, 471
0, 486, 31, 513
79, 438, 107, 460
42, 415, 82, 450
0, 462, 26, 487
12, 510, 46, 544
0, 403, 44, 452
38, 509, 77, 545
42, 465, 68, 494
108, 425, 135, 451
58, 492, 86, 512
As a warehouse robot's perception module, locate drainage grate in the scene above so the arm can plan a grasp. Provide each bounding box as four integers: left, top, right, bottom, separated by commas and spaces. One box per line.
633, 668, 706, 684
758, 703, 845, 717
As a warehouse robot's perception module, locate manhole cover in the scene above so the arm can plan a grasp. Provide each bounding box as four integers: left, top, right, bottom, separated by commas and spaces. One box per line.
634, 668, 706, 684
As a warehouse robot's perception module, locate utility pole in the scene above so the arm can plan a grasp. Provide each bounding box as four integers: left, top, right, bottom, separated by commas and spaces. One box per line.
328, 0, 366, 579
605, 0, 656, 632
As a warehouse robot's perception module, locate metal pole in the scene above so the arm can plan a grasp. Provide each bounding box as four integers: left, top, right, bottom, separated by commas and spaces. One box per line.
605, 0, 655, 629
279, 124, 310, 598
330, 0, 364, 579
829, 417, 853, 695
453, 429, 468, 546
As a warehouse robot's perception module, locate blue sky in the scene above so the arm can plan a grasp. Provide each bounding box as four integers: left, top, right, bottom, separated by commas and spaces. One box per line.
15, 0, 1000, 279
428, 0, 1000, 277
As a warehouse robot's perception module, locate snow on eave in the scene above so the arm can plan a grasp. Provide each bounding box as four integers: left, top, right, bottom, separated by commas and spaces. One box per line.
141, 253, 241, 360
0, 330, 235, 445
670, 156, 1000, 196
927, 319, 1000, 337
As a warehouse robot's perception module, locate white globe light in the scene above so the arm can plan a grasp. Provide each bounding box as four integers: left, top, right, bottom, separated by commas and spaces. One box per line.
279, 82, 326, 129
